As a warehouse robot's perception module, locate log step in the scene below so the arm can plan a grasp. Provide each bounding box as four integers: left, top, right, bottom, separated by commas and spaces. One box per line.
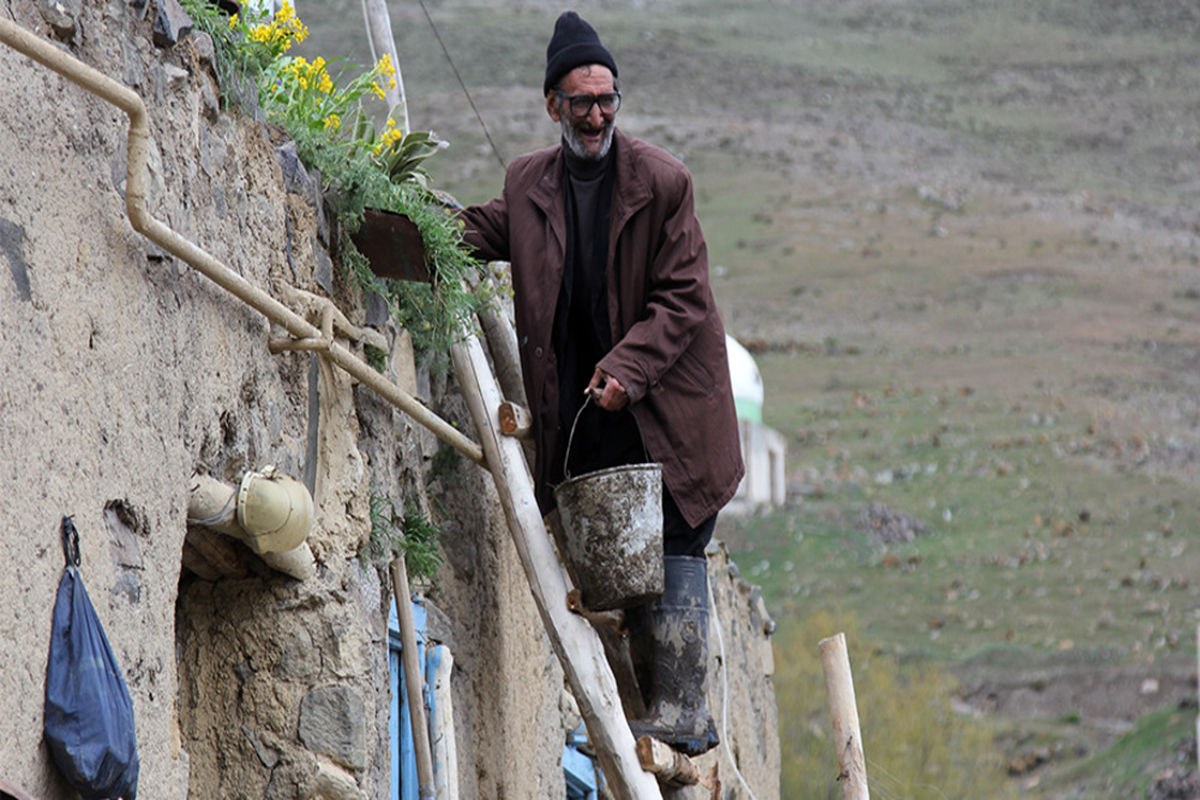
636, 736, 720, 794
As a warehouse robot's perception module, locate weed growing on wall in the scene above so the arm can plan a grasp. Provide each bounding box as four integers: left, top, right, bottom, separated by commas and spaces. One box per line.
183, 0, 485, 356
367, 491, 445, 587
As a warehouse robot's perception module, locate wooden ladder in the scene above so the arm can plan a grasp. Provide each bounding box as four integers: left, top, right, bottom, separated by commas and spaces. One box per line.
449, 302, 665, 799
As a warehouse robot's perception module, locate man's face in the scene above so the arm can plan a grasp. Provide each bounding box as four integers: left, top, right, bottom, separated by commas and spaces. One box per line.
547, 64, 618, 161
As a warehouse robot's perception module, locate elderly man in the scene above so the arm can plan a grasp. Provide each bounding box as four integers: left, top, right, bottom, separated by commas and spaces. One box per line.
458, 10, 743, 755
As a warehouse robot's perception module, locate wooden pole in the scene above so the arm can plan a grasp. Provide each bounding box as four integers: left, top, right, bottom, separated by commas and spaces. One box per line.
391, 557, 437, 800
636, 736, 701, 787
819, 633, 869, 800
450, 331, 663, 800
361, 0, 409, 133
478, 295, 527, 410
427, 645, 459, 800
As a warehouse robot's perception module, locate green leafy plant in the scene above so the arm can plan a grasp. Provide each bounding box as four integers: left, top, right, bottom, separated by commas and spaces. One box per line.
184, 0, 307, 105
259, 52, 392, 141
229, 1, 308, 67
367, 492, 444, 587
374, 126, 448, 189
425, 444, 464, 490
180, 0, 486, 357
284, 126, 485, 357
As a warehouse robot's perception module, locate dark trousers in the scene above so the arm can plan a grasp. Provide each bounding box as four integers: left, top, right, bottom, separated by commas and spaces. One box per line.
662, 486, 716, 558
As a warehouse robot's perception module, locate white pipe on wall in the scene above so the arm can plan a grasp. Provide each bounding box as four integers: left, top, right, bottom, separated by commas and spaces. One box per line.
188, 472, 316, 580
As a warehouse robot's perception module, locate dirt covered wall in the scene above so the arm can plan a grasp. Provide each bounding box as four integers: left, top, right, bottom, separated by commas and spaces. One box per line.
0, 2, 778, 798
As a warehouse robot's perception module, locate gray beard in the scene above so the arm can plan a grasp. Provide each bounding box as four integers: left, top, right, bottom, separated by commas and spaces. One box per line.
560, 116, 614, 161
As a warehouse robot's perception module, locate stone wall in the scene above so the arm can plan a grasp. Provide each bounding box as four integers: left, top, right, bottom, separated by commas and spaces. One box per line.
0, 2, 779, 798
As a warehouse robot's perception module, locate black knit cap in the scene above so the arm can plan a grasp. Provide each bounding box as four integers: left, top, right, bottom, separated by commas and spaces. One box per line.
543, 11, 618, 96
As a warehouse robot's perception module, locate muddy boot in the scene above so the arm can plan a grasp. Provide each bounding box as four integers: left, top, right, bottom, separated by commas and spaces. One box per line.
627, 555, 719, 756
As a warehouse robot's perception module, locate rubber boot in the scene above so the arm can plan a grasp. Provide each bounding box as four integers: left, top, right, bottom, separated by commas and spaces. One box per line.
627, 555, 719, 756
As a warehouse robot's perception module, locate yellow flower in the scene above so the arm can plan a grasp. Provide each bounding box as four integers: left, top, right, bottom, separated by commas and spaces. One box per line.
285, 56, 307, 79
323, 114, 341, 131
372, 82, 386, 100
242, 2, 307, 54
372, 126, 403, 155
377, 54, 396, 79
389, 78, 397, 90
318, 72, 333, 94
228, 13, 238, 27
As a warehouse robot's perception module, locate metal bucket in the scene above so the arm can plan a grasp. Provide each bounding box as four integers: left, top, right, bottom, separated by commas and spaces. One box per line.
553, 398, 663, 611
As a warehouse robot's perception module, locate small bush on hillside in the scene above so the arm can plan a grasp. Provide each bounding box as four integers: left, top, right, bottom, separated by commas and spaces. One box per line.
777, 611, 1014, 799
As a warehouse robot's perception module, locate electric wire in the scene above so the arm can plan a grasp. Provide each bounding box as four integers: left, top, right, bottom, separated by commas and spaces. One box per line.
708, 577, 761, 800
360, 0, 379, 65
865, 755, 953, 800
416, 0, 507, 170
186, 486, 238, 527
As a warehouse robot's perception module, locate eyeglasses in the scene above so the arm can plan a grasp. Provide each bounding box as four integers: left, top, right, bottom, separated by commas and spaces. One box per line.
556, 90, 622, 118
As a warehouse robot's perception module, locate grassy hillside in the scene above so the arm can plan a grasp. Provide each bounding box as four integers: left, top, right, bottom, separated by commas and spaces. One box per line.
295, 1, 1200, 796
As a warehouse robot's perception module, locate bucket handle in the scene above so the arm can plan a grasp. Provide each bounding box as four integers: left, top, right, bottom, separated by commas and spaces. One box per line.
562, 392, 651, 480
562, 394, 593, 481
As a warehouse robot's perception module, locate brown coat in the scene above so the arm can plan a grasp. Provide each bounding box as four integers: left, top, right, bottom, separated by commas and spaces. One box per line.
459, 130, 744, 526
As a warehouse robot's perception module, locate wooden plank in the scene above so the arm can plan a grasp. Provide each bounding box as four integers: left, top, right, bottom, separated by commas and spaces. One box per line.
451, 332, 663, 800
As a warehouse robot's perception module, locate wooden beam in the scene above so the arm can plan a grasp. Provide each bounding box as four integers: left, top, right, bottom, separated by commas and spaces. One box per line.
478, 290, 527, 410
451, 332, 663, 800
636, 737, 700, 787
183, 528, 253, 579
498, 400, 533, 439
819, 632, 870, 800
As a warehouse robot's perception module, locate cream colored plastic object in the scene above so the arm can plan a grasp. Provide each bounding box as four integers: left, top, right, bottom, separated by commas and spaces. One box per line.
236, 466, 313, 554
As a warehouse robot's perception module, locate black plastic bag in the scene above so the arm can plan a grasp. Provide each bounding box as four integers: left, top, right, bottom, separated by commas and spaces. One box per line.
43, 517, 139, 800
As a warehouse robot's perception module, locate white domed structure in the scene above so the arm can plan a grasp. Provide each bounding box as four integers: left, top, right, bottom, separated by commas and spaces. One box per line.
724, 334, 787, 513
726, 334, 764, 423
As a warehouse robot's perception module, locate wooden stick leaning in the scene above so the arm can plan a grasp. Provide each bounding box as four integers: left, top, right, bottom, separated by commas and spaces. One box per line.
390, 557, 437, 800
362, 0, 409, 133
